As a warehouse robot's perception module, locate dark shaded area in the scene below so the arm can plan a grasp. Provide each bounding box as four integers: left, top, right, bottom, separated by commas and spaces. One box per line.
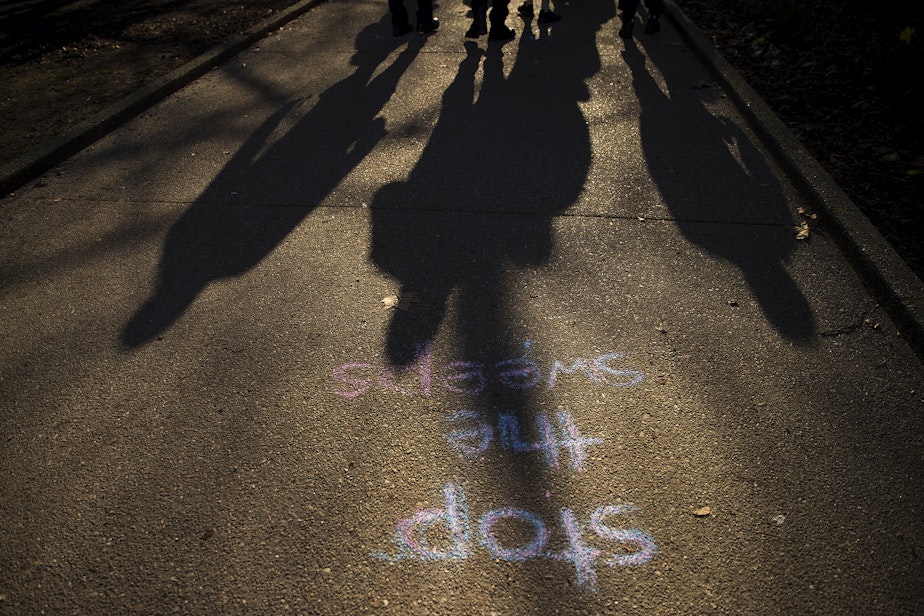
623, 37, 816, 342
0, 0, 304, 164
367, 1, 616, 603
368, 6, 610, 365
369, 37, 587, 365
0, 0, 287, 62
123, 18, 420, 347
674, 0, 924, 280
1, 0, 921, 287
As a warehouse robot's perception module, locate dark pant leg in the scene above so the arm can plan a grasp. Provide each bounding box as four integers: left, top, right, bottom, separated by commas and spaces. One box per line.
618, 0, 640, 21
415, 0, 434, 23
645, 0, 664, 17
388, 0, 409, 26
489, 0, 510, 27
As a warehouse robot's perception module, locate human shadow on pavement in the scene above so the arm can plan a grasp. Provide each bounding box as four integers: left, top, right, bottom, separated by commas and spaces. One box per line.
369, 6, 612, 366
624, 37, 816, 342
368, 3, 613, 597
122, 19, 423, 348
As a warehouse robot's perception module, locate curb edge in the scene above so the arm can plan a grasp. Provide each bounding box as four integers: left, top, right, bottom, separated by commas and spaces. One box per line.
664, 0, 924, 361
0, 0, 326, 197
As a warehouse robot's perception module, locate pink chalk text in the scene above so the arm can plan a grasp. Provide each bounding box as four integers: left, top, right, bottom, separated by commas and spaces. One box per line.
331, 341, 644, 399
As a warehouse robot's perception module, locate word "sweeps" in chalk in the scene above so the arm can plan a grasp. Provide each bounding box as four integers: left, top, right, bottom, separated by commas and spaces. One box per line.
332, 341, 644, 399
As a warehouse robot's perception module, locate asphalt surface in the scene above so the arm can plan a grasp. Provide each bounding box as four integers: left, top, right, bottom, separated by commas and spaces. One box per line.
1, 0, 923, 614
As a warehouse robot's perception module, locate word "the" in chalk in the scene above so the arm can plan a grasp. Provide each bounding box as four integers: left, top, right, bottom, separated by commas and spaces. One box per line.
445, 408, 603, 472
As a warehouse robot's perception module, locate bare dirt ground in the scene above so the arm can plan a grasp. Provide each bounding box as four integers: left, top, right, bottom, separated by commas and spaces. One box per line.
0, 0, 300, 164
1, 0, 921, 278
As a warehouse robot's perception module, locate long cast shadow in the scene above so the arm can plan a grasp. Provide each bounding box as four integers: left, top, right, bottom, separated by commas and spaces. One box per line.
370, 6, 611, 363
123, 19, 422, 347
368, 0, 615, 599
625, 34, 816, 342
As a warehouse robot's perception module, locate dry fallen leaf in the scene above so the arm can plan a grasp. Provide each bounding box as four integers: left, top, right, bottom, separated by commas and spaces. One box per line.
382, 292, 419, 311
797, 207, 818, 220
795, 221, 810, 240
694, 506, 712, 517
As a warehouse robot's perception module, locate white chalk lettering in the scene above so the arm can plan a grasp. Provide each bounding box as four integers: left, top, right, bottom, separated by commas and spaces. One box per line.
446, 409, 603, 472
374, 482, 658, 590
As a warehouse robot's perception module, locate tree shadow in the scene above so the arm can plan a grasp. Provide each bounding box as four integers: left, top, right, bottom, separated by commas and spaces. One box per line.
624, 34, 816, 342
122, 18, 423, 348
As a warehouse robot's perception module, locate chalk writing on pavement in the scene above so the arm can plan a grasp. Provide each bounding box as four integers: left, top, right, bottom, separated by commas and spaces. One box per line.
330, 340, 657, 591
445, 408, 603, 472
331, 341, 644, 399
373, 482, 657, 592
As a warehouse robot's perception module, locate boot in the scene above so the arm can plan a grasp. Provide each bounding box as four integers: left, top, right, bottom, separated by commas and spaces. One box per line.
418, 17, 440, 34
488, 24, 516, 41
466, 9, 488, 38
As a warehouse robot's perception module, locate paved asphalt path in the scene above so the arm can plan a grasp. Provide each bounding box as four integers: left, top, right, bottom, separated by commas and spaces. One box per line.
1, 0, 922, 613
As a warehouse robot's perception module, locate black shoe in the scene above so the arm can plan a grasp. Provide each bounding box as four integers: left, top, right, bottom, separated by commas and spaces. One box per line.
644, 15, 661, 34
488, 24, 516, 41
393, 22, 413, 37
618, 21, 634, 39
417, 17, 439, 34
517, 2, 534, 17
466, 12, 488, 38
537, 10, 561, 23
465, 22, 487, 38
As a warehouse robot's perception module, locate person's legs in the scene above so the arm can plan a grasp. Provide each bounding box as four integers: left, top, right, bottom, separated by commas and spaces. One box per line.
643, 0, 663, 33
416, 0, 439, 33
467, 0, 489, 37
537, 0, 561, 24
618, 0, 640, 38
488, 0, 515, 39
489, 0, 510, 27
389, 0, 409, 27
415, 0, 435, 26
388, 0, 413, 35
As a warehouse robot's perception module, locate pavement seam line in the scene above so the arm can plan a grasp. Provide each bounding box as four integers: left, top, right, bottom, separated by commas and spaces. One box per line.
3, 0, 921, 361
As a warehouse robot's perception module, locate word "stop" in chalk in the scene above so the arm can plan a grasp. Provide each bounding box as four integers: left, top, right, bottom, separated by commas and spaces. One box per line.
374, 482, 657, 591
